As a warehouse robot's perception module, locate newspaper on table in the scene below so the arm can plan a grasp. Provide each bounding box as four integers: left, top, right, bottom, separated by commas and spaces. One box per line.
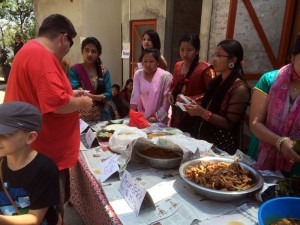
101, 161, 252, 225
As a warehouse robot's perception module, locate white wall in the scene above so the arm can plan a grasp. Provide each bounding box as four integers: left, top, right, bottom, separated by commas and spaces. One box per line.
35, 0, 122, 85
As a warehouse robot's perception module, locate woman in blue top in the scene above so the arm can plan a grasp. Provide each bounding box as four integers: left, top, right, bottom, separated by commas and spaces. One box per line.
69, 37, 112, 122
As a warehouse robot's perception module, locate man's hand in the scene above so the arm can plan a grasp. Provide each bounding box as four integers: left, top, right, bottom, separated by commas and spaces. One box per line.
79, 96, 93, 111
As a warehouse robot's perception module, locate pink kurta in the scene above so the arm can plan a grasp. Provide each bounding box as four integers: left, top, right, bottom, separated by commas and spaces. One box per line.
130, 68, 172, 122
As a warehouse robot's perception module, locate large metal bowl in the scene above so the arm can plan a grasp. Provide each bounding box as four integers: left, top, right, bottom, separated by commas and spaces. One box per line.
179, 157, 264, 201
136, 148, 183, 169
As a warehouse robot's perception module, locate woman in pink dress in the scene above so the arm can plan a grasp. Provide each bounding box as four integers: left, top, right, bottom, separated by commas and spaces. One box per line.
130, 48, 172, 124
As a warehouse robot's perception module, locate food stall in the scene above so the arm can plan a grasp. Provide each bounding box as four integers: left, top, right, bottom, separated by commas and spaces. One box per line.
69, 119, 270, 225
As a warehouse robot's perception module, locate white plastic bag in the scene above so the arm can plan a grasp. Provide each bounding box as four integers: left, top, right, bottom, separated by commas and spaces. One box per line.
108, 126, 147, 154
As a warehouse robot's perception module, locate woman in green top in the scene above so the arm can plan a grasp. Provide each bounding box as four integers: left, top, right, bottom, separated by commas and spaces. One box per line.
249, 33, 300, 176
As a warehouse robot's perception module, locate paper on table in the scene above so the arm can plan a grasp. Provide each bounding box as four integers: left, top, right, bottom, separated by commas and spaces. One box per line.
100, 154, 119, 183
119, 170, 147, 215
79, 119, 89, 133
85, 128, 97, 148
195, 203, 259, 225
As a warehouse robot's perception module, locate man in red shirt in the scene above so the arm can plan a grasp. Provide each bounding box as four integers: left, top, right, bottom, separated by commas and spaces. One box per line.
4, 14, 93, 218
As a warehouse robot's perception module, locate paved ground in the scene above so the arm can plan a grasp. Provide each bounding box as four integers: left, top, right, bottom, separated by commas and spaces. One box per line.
0, 84, 86, 225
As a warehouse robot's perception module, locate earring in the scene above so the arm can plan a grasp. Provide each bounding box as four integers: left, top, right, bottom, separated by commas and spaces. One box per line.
229, 63, 234, 69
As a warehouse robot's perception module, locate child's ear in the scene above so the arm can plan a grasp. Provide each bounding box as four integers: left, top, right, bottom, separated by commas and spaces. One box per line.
26, 131, 38, 144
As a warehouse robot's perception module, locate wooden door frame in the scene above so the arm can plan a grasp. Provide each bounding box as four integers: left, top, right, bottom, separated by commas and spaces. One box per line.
130, 20, 157, 77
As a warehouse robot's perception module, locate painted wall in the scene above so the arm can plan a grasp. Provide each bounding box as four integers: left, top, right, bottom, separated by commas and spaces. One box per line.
35, 0, 122, 86
121, 0, 167, 85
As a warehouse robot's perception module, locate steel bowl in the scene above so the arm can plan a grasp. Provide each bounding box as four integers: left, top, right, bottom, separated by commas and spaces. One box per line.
179, 157, 264, 201
136, 148, 183, 169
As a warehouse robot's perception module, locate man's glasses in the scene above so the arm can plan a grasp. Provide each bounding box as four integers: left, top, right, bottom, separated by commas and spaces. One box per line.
61, 32, 74, 47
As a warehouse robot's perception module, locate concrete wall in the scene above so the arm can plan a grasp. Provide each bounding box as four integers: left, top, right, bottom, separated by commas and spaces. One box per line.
35, 0, 122, 85
121, 0, 167, 84
203, 0, 286, 77
34, 0, 288, 85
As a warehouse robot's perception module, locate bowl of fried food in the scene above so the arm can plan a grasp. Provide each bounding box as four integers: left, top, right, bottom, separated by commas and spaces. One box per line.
136, 147, 183, 169
258, 197, 300, 225
179, 157, 264, 201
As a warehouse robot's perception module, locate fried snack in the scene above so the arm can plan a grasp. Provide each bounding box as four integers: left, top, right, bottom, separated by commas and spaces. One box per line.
270, 218, 300, 225
184, 160, 254, 191
147, 132, 172, 139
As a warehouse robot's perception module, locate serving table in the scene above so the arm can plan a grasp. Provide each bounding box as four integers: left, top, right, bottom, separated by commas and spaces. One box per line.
69, 122, 262, 225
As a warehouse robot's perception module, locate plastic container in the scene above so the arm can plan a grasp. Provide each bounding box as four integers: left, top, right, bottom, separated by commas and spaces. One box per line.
258, 197, 300, 225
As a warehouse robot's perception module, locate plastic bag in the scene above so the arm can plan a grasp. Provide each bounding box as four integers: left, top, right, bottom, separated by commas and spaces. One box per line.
128, 109, 150, 128
108, 126, 147, 153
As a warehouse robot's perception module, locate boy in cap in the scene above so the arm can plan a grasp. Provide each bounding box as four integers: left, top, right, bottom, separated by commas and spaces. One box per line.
0, 102, 61, 225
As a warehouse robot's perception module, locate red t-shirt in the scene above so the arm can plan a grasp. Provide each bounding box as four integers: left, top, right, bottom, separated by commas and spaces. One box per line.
4, 40, 80, 170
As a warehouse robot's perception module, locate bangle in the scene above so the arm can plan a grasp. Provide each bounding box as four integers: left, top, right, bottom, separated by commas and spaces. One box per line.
203, 111, 212, 121
275, 137, 289, 152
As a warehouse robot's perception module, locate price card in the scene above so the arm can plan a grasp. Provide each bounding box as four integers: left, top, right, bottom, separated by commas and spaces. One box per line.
85, 128, 97, 148
100, 154, 119, 183
119, 170, 146, 215
79, 119, 89, 133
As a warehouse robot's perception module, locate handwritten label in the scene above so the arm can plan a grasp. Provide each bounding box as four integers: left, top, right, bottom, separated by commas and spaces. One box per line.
119, 170, 146, 215
100, 154, 119, 182
79, 119, 89, 133
85, 128, 96, 148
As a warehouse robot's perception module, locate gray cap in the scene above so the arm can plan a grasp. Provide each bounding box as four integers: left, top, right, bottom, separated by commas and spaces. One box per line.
0, 101, 42, 134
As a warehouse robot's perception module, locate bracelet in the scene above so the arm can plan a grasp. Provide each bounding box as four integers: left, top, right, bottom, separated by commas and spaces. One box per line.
275, 137, 289, 152
203, 111, 212, 121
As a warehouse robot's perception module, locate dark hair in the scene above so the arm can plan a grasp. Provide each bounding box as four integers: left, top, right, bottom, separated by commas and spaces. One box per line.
202, 39, 247, 111
179, 33, 200, 79
81, 37, 105, 94
292, 32, 300, 55
112, 84, 120, 92
142, 29, 161, 50
139, 30, 162, 62
38, 14, 77, 39
123, 78, 133, 91
141, 48, 160, 62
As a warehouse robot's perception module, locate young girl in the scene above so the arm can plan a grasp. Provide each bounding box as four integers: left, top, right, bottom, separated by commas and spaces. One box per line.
168, 33, 215, 137
130, 48, 172, 123
69, 37, 113, 122
137, 29, 168, 71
